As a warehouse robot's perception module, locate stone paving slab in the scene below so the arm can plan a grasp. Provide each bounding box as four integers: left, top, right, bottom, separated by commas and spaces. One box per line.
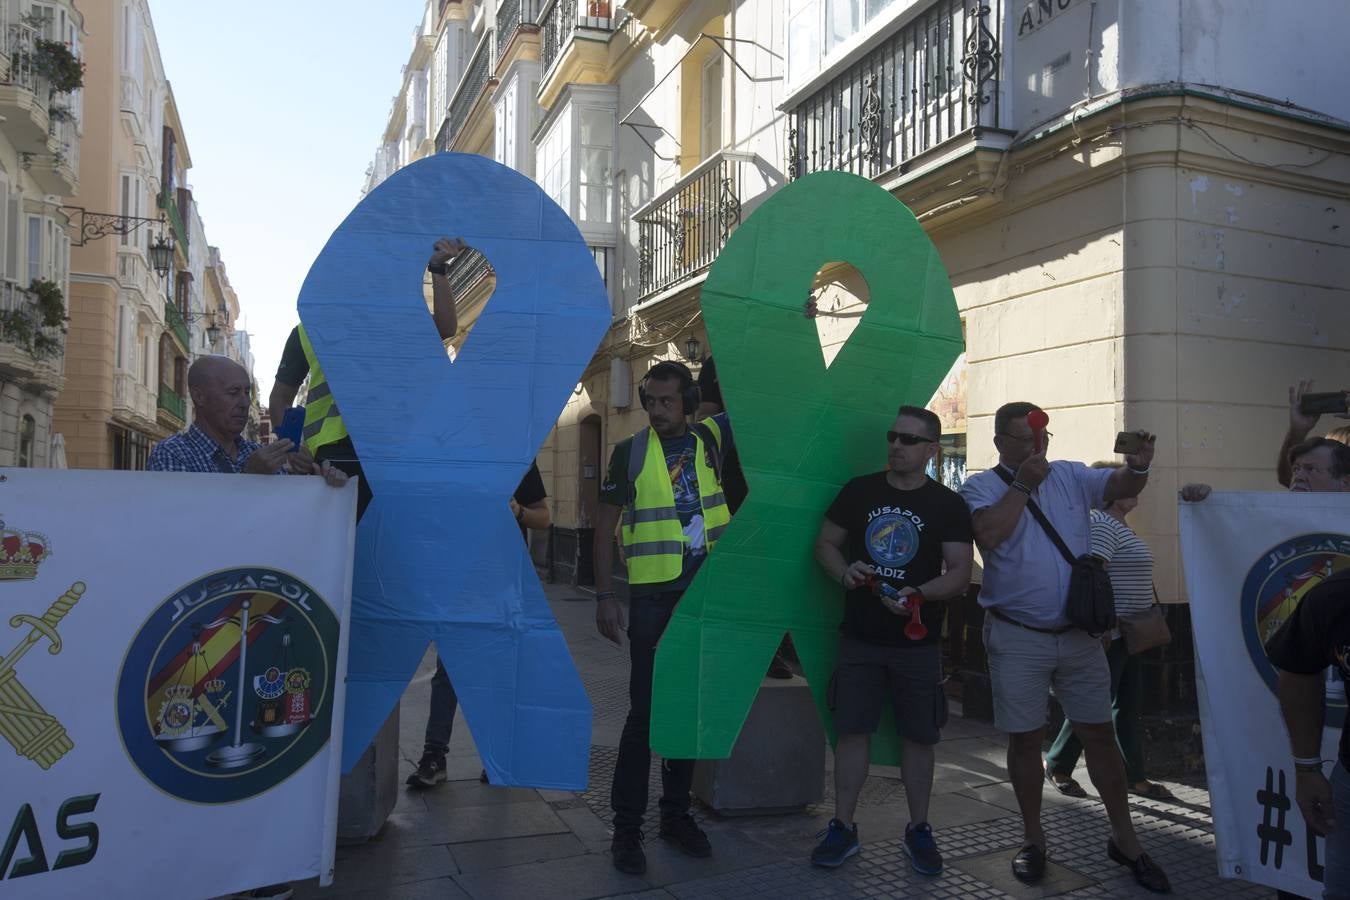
448, 832, 588, 872
451, 851, 652, 900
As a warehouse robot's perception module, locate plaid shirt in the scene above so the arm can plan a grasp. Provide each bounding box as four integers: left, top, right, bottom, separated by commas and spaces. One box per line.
146, 424, 268, 474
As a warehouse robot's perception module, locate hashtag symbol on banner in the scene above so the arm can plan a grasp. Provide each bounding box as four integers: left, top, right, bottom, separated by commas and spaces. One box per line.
1256, 766, 1294, 868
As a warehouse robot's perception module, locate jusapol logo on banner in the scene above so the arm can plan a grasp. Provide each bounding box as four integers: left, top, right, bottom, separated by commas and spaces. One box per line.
0, 470, 354, 898
1182, 492, 1350, 898
116, 567, 341, 804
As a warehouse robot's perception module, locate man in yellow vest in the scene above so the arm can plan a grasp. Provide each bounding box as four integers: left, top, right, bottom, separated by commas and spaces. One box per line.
594, 360, 732, 875
267, 237, 466, 517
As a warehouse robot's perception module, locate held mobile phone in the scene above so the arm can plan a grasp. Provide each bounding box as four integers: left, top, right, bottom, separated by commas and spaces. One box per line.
1114, 431, 1144, 455
1299, 391, 1350, 416
276, 407, 305, 446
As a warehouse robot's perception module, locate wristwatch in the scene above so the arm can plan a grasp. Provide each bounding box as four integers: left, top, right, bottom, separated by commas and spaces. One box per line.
427, 262, 450, 276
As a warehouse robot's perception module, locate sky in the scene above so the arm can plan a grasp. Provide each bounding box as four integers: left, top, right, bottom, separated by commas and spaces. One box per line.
148, 1, 429, 396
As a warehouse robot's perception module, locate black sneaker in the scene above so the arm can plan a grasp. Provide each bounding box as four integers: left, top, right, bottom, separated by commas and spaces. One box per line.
611, 827, 646, 874
810, 818, 860, 867
659, 814, 712, 858
406, 751, 447, 788
904, 822, 943, 875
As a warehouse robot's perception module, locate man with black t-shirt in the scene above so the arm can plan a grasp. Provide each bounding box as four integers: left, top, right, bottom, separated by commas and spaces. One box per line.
1268, 571, 1350, 897
810, 405, 973, 875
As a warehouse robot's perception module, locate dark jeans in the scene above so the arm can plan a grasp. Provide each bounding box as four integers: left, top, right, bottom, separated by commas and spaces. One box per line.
1044, 636, 1146, 784
424, 657, 457, 755
611, 590, 695, 831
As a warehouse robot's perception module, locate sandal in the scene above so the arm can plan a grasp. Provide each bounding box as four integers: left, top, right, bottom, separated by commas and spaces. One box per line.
1044, 765, 1088, 798
1129, 781, 1178, 802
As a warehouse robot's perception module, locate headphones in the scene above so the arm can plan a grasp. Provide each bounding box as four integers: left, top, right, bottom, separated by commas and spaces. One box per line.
638, 360, 700, 416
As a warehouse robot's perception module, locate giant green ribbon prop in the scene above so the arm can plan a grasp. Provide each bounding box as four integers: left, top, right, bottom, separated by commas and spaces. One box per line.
650, 171, 963, 764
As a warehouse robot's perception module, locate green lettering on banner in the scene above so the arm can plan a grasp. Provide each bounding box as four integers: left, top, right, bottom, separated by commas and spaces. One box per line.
0, 803, 49, 879
649, 171, 963, 764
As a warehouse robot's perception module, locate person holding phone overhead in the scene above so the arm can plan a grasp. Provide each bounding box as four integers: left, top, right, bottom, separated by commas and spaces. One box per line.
959, 402, 1169, 892
1277, 380, 1350, 489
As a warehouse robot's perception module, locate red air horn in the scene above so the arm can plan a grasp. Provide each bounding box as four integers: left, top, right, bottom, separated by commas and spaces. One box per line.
867, 575, 928, 641
1027, 409, 1049, 454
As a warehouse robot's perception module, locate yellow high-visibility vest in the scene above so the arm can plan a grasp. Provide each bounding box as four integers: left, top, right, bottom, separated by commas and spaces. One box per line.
296, 325, 349, 454
620, 422, 730, 584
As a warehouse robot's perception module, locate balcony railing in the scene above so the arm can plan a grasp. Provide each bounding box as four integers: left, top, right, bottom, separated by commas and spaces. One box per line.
1, 23, 41, 94
496, 0, 540, 62
787, 0, 1003, 181
447, 248, 493, 299
438, 34, 493, 153
157, 383, 185, 422
633, 152, 748, 299
538, 0, 613, 74
159, 187, 189, 251
48, 110, 77, 173
164, 299, 190, 350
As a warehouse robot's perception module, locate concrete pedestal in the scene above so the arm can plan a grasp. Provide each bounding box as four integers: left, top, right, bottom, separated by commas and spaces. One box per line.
336, 705, 400, 845
693, 676, 826, 816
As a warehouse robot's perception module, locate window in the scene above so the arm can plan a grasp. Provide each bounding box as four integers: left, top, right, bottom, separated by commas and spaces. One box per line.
116, 305, 126, 369
17, 415, 35, 468
787, 0, 899, 89
110, 424, 151, 471
538, 112, 570, 214
700, 54, 724, 160
577, 107, 613, 225
4, 193, 17, 282
26, 216, 41, 284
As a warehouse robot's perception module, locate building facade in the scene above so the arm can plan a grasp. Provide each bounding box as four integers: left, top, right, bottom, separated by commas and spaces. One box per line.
0, 0, 83, 469
54, 0, 254, 469
368, 0, 1350, 614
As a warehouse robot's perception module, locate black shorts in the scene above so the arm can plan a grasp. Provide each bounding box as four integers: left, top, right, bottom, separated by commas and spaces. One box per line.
828, 637, 945, 745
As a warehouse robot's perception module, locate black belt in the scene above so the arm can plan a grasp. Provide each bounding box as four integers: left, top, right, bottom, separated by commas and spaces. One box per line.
989, 607, 1074, 635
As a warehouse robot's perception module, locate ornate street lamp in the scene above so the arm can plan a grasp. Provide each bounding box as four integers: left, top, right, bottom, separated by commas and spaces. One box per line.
682, 334, 702, 364
148, 235, 174, 279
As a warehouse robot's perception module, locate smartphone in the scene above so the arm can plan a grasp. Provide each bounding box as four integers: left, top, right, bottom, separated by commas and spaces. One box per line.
275, 407, 305, 446
1300, 392, 1349, 416
1114, 431, 1144, 455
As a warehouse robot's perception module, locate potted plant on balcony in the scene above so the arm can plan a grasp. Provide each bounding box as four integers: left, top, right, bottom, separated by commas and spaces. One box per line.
32, 38, 84, 94
0, 278, 68, 359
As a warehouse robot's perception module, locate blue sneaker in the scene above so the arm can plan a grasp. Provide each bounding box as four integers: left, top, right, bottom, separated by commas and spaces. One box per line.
904, 822, 943, 875
810, 818, 859, 867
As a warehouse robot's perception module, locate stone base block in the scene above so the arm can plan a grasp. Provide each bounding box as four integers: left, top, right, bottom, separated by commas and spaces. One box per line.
336, 705, 400, 845
693, 676, 826, 816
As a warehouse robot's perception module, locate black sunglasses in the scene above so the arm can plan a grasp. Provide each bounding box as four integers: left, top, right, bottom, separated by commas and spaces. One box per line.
887, 431, 936, 446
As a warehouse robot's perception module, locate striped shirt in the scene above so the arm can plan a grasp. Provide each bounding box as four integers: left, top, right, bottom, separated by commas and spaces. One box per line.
1090, 509, 1153, 616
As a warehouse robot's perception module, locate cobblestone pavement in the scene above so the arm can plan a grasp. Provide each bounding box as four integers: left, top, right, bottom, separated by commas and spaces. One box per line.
292, 585, 1276, 899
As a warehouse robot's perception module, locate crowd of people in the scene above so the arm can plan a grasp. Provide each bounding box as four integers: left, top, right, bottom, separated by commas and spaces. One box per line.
141, 235, 1348, 896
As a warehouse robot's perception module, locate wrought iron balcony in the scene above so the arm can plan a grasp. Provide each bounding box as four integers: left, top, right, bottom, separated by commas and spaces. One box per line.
1, 23, 41, 95
633, 152, 748, 299
157, 383, 186, 422
446, 248, 492, 299
438, 34, 494, 153
787, 0, 1003, 182
497, 0, 541, 62
538, 0, 613, 74
164, 299, 190, 351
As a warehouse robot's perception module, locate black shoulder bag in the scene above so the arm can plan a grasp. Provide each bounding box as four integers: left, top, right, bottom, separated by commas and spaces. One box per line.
994, 468, 1116, 635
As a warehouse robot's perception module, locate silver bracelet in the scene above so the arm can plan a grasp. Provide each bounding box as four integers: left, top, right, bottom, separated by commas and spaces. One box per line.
1128, 464, 1151, 475
1010, 480, 1031, 495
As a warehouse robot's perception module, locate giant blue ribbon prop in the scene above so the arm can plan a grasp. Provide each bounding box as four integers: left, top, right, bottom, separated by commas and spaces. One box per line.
298, 154, 607, 787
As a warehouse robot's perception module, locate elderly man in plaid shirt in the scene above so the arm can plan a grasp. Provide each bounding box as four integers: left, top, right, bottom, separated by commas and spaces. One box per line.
148, 356, 345, 486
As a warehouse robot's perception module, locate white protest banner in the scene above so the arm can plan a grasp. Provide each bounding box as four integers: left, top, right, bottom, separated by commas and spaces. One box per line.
0, 469, 355, 898
1180, 490, 1350, 896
